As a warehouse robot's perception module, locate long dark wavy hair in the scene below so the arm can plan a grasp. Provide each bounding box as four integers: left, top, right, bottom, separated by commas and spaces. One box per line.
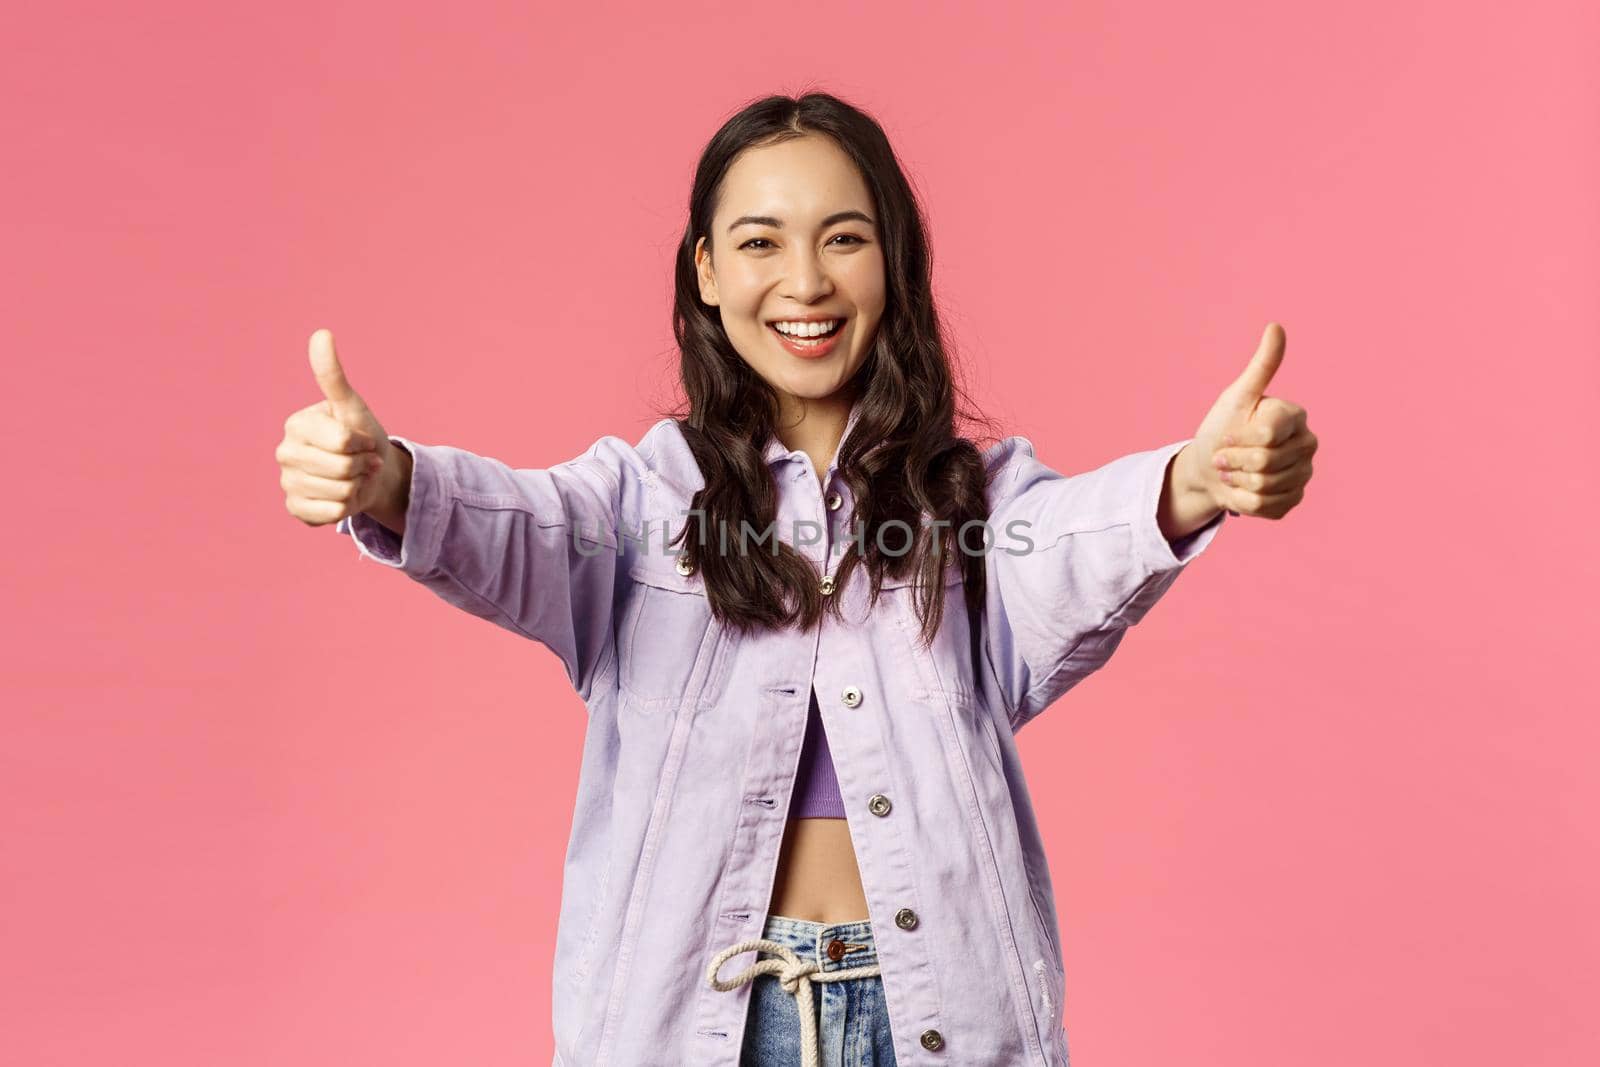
663, 91, 1004, 648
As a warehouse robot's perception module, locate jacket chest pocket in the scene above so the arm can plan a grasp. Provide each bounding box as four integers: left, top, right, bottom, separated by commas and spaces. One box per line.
881, 561, 976, 696
617, 553, 720, 707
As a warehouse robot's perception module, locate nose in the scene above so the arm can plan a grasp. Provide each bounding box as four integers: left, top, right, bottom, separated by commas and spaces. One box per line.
779, 246, 835, 304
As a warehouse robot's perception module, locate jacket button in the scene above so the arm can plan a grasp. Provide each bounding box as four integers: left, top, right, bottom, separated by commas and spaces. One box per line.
819, 573, 836, 596
675, 553, 694, 576
894, 907, 918, 930
919, 1028, 944, 1051
841, 685, 862, 708
825, 490, 843, 511
867, 793, 892, 817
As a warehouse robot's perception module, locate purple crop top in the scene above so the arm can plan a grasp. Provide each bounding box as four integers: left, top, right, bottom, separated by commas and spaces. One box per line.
788, 688, 846, 819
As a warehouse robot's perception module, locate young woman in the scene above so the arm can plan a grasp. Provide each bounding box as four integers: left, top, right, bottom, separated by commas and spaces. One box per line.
276, 92, 1316, 1067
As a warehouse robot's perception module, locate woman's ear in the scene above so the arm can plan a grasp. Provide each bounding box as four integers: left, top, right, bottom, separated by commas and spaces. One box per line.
695, 236, 719, 307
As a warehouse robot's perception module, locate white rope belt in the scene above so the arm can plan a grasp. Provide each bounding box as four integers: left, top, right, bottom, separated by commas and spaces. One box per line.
706, 937, 882, 1067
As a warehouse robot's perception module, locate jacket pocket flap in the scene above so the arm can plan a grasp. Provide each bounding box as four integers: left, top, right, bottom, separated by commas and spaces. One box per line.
627, 553, 709, 595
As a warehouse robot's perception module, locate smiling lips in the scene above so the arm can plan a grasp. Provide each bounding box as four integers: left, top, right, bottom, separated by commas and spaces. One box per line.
768, 318, 846, 359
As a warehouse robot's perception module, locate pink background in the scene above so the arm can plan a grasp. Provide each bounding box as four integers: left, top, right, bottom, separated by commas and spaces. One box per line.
4, 2, 1596, 1064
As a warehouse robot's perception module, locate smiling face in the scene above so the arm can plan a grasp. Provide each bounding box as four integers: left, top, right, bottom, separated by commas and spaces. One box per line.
695, 134, 887, 414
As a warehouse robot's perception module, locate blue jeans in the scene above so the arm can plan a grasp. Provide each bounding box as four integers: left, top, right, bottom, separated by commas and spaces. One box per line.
738, 914, 898, 1067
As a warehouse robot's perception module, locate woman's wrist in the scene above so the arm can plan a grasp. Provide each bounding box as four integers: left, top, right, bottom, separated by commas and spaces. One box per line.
366, 440, 414, 536
1159, 442, 1224, 544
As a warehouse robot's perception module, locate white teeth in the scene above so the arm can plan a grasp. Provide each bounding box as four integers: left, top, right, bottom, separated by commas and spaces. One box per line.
773, 319, 840, 336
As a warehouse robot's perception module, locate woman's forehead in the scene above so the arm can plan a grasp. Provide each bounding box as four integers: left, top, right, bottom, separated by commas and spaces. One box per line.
718, 138, 872, 222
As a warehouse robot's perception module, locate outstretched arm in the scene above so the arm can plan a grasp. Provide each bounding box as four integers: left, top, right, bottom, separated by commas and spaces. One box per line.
334, 434, 633, 702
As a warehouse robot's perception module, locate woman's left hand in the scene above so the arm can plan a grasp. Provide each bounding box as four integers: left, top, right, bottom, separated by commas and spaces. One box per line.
1184, 323, 1317, 521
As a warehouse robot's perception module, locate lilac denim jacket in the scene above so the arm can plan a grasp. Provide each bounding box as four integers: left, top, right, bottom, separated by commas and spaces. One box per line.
336, 400, 1224, 1066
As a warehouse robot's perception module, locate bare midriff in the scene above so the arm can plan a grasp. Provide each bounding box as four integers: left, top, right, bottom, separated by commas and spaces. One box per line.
767, 817, 870, 923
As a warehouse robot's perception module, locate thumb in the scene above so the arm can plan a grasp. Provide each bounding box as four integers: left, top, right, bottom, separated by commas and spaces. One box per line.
308, 328, 368, 423
1225, 322, 1287, 415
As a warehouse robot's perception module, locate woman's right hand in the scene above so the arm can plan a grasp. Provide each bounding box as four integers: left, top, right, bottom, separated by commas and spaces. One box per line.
277, 328, 412, 532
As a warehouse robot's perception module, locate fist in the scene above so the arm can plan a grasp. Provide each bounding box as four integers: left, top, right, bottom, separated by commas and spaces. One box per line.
276, 329, 404, 527
1181, 323, 1318, 521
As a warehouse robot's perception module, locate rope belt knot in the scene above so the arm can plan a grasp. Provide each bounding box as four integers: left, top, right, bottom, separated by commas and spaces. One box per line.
706, 937, 882, 1067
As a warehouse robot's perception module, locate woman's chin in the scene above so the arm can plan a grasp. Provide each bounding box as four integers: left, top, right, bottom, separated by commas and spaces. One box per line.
774, 372, 851, 403
735, 345, 866, 405
777, 356, 869, 396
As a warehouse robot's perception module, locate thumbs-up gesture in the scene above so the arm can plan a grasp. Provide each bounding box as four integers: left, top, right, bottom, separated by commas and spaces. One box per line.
276, 329, 411, 530
1180, 323, 1317, 520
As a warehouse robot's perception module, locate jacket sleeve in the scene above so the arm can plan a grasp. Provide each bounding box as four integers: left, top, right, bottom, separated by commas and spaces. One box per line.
980, 436, 1225, 733
334, 433, 630, 701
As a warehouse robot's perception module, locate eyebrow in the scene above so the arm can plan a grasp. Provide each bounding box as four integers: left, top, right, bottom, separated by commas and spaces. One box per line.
727, 210, 877, 233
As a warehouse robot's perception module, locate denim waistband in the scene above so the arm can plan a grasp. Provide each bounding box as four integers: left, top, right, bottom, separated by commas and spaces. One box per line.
705, 914, 884, 1067
751, 914, 881, 973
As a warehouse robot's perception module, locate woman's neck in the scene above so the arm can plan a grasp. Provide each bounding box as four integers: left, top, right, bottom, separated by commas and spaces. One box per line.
775, 391, 855, 483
